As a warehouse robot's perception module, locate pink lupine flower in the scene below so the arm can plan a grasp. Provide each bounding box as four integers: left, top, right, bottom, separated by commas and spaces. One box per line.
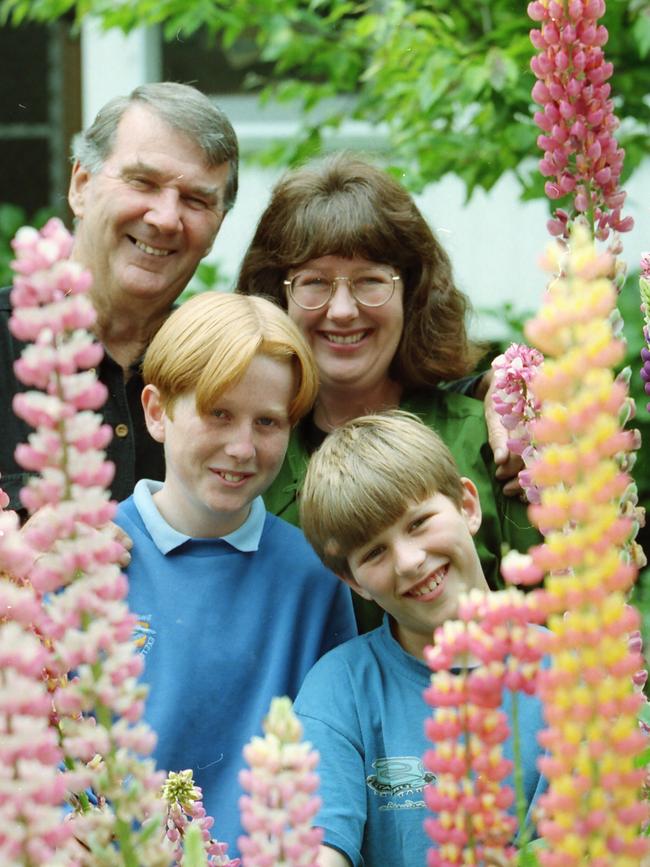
0, 572, 76, 864
8, 218, 170, 865
423, 589, 545, 866
528, 0, 633, 241
162, 769, 240, 866
238, 697, 323, 866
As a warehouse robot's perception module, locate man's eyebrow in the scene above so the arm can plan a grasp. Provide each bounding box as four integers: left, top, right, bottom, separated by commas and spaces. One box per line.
119, 160, 162, 179
119, 161, 221, 202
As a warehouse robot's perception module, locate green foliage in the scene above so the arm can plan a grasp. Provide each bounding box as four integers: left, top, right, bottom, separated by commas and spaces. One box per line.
2, 0, 649, 200
636, 700, 650, 733
518, 839, 544, 866
179, 259, 233, 302
182, 824, 208, 867
0, 202, 56, 285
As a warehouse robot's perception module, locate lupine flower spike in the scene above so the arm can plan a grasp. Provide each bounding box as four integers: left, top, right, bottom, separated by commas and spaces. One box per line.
9, 218, 172, 865
238, 696, 323, 866
423, 589, 546, 867
0, 486, 75, 866
522, 223, 649, 867
528, 0, 633, 242
640, 252, 650, 413
162, 769, 240, 866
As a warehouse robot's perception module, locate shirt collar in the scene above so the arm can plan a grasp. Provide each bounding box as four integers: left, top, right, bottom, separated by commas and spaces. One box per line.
132, 479, 266, 554
381, 613, 479, 673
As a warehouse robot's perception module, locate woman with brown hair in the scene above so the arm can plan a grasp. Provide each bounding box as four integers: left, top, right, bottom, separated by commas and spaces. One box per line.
236, 152, 536, 629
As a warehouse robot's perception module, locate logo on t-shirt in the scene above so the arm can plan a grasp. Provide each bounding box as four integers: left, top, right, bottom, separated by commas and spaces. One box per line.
133, 614, 156, 656
366, 755, 435, 808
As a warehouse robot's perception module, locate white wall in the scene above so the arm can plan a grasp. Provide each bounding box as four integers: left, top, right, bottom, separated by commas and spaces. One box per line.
81, 20, 160, 126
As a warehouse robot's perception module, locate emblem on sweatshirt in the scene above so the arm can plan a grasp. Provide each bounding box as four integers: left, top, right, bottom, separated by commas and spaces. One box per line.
133, 614, 156, 656
366, 756, 435, 798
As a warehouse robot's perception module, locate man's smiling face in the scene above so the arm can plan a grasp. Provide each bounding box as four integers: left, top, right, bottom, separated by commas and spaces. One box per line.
68, 103, 230, 312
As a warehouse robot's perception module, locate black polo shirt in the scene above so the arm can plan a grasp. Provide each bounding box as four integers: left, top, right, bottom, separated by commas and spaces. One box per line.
0, 285, 165, 513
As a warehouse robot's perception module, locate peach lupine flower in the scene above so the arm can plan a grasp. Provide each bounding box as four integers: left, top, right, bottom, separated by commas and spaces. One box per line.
8, 218, 171, 866
528, 0, 633, 241
423, 589, 546, 866
238, 697, 323, 866
521, 223, 649, 866
640, 252, 650, 413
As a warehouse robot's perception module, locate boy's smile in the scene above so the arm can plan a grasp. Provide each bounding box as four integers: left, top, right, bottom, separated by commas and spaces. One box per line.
404, 563, 449, 601
142, 354, 294, 537
346, 482, 489, 660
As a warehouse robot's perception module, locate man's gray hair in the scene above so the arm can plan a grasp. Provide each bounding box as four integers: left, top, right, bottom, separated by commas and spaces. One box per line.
72, 82, 239, 211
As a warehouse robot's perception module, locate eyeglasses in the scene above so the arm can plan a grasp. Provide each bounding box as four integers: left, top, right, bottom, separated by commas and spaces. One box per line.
284, 271, 400, 310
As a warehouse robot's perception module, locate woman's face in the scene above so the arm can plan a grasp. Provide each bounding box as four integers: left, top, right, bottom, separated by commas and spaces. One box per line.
286, 254, 404, 394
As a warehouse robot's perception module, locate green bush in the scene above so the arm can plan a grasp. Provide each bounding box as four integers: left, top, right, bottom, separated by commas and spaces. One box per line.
0, 202, 56, 286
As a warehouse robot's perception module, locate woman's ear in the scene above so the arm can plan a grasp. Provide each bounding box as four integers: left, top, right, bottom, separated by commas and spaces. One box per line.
459, 477, 482, 536
141, 385, 167, 444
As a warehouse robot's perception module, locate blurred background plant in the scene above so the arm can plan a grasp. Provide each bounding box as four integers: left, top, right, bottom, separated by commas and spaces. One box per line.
180, 260, 234, 302
0, 202, 54, 285
1, 0, 649, 201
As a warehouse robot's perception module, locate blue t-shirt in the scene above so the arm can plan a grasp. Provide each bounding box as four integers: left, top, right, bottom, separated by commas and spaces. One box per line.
294, 616, 547, 867
116, 480, 357, 855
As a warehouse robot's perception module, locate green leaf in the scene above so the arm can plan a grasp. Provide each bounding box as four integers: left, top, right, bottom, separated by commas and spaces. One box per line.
633, 745, 650, 769
137, 816, 165, 846
637, 699, 650, 728
633, 11, 650, 58
518, 837, 546, 866
183, 824, 208, 867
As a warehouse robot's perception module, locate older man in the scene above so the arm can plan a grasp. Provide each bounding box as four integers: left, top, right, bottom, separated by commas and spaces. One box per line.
0, 82, 238, 509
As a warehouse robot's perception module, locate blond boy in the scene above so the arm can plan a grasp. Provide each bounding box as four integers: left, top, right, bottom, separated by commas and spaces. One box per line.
115, 292, 356, 852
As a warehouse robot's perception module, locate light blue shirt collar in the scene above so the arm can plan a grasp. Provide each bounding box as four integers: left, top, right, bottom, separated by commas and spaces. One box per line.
132, 479, 266, 555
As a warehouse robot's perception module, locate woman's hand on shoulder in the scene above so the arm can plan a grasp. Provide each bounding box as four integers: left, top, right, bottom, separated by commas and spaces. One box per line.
481, 372, 525, 497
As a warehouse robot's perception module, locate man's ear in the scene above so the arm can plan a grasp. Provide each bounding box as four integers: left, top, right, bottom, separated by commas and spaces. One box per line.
460, 477, 482, 536
68, 161, 91, 218
141, 385, 167, 444
337, 571, 373, 602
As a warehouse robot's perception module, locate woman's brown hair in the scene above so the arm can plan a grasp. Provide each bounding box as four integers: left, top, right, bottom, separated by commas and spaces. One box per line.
236, 152, 485, 389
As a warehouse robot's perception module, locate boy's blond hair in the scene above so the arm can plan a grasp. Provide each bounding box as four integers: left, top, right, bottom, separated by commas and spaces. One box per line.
300, 410, 465, 576
143, 292, 318, 425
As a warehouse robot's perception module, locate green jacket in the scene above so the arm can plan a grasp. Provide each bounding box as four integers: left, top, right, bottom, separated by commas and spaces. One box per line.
264, 388, 540, 629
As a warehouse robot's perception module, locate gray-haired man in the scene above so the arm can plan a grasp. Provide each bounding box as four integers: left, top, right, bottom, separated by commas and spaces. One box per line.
0, 82, 239, 509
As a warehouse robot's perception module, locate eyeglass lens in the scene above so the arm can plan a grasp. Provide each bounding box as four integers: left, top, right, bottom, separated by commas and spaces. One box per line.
289, 274, 396, 309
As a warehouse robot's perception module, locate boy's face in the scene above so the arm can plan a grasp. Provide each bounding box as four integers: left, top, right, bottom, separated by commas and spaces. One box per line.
142, 354, 294, 537
345, 482, 488, 660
